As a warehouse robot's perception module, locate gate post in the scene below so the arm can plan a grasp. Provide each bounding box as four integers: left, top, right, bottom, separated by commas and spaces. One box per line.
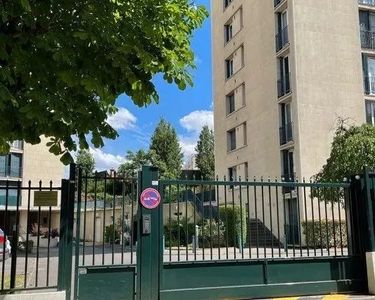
137, 166, 162, 300
58, 164, 76, 300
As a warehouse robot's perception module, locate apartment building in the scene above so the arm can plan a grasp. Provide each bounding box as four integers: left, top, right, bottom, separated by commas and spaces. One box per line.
0, 138, 64, 235
213, 0, 369, 183
212, 0, 375, 245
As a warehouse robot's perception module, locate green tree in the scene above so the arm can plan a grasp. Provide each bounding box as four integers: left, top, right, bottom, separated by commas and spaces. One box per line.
76, 149, 95, 175
150, 119, 183, 178
118, 149, 152, 177
313, 120, 375, 201
195, 125, 215, 179
0, 1, 208, 163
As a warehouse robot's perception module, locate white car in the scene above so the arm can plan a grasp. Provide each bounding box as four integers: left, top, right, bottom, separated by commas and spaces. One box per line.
0, 229, 11, 260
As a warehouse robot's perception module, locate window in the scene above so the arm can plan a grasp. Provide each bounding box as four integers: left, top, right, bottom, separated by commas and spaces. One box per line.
226, 93, 235, 115
10, 140, 23, 150
225, 58, 234, 79
225, 23, 233, 43
0, 181, 19, 206
279, 102, 293, 144
227, 129, 236, 151
276, 10, 289, 51
277, 56, 290, 97
366, 101, 375, 125
281, 149, 294, 181
0, 153, 22, 178
228, 166, 237, 181
224, 0, 232, 8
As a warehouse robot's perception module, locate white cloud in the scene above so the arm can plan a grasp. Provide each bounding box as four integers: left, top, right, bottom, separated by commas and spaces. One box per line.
89, 148, 126, 171
180, 110, 213, 133
107, 108, 137, 130
179, 136, 197, 158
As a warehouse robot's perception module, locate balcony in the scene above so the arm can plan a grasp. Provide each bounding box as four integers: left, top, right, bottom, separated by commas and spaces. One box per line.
0, 166, 22, 178
279, 122, 293, 145
277, 73, 291, 98
364, 76, 375, 95
361, 30, 375, 50
359, 0, 375, 6
276, 26, 289, 52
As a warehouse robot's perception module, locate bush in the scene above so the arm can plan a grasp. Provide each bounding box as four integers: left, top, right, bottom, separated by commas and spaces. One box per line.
18, 240, 34, 253
164, 218, 195, 247
198, 219, 226, 248
104, 225, 120, 244
219, 205, 247, 247
302, 220, 347, 248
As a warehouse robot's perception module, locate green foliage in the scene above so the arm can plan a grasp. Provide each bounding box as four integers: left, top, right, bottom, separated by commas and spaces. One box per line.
302, 220, 347, 248
150, 119, 183, 179
164, 218, 195, 247
198, 219, 226, 248
0, 0, 208, 162
104, 224, 120, 244
118, 150, 152, 178
313, 121, 375, 201
195, 125, 215, 179
76, 149, 95, 175
219, 205, 247, 247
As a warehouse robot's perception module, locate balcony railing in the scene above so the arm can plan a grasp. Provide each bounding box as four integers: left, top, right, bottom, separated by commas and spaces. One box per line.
361, 30, 375, 50
276, 25, 289, 52
279, 122, 293, 145
359, 0, 375, 6
364, 76, 375, 95
0, 166, 22, 178
277, 72, 291, 98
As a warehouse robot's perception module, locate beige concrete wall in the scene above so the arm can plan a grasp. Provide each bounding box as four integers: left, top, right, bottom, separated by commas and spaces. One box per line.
291, 0, 365, 180
213, 0, 281, 180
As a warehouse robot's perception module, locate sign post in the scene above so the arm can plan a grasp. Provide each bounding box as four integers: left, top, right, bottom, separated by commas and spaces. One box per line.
137, 166, 162, 300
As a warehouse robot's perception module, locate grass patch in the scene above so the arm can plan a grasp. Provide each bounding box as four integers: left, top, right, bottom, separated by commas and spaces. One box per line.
3, 274, 25, 289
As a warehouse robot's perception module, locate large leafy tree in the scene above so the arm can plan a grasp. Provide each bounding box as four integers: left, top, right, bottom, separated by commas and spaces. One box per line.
313, 121, 375, 202
0, 0, 208, 163
76, 149, 95, 175
195, 125, 214, 179
118, 149, 152, 177
149, 119, 183, 178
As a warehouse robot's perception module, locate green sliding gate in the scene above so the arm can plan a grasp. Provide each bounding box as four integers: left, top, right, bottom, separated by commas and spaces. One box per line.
73, 166, 375, 300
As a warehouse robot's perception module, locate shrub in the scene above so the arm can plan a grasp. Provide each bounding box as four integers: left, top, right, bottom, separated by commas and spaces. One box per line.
302, 220, 347, 248
164, 218, 195, 247
219, 205, 247, 247
198, 219, 226, 248
104, 225, 120, 244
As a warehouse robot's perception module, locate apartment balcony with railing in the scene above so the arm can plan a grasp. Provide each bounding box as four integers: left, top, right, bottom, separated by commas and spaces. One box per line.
277, 73, 291, 98
276, 26, 289, 52
0, 166, 23, 178
364, 75, 375, 95
359, 0, 375, 6
279, 122, 293, 145
361, 30, 375, 50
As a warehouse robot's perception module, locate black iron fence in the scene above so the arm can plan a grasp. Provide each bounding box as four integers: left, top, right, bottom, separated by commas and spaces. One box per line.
160, 178, 357, 263
0, 180, 62, 293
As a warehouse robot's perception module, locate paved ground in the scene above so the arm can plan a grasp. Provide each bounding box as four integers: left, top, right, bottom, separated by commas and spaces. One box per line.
0, 244, 350, 290
259, 296, 375, 300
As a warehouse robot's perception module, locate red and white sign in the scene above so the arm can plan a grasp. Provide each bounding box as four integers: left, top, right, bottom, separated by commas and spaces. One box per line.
140, 188, 161, 209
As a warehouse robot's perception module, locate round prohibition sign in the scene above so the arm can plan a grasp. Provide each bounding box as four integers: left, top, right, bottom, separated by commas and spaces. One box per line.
140, 188, 161, 209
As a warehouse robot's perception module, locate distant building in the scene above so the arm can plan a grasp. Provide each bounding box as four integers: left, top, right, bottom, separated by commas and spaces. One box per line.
0, 138, 65, 236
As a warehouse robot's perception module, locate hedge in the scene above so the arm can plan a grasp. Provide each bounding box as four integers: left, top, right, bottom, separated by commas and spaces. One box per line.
302, 220, 347, 248
219, 205, 247, 247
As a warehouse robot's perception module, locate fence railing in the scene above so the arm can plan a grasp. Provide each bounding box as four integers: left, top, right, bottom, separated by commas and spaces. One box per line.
160, 178, 355, 263
360, 30, 375, 50
74, 172, 138, 268
0, 180, 61, 293
359, 0, 375, 6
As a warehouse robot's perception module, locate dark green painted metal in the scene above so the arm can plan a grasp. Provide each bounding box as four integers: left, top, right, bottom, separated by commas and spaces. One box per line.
77, 266, 135, 300
74, 167, 83, 299
58, 168, 75, 300
160, 257, 366, 300
137, 166, 162, 300
364, 167, 375, 251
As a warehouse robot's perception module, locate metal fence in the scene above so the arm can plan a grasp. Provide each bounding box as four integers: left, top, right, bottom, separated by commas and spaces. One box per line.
160, 178, 355, 263
74, 171, 138, 268
0, 180, 61, 293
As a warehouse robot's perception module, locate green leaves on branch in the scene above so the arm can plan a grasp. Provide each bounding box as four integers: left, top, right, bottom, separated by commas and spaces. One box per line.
0, 0, 208, 163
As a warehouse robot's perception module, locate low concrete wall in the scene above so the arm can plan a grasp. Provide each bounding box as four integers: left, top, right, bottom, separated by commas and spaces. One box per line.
0, 291, 65, 300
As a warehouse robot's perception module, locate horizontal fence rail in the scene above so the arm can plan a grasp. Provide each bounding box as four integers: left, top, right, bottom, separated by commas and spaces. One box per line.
75, 172, 138, 268
159, 178, 356, 264
0, 180, 61, 293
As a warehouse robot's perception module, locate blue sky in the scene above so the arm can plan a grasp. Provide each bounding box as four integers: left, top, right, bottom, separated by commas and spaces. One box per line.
91, 0, 212, 171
